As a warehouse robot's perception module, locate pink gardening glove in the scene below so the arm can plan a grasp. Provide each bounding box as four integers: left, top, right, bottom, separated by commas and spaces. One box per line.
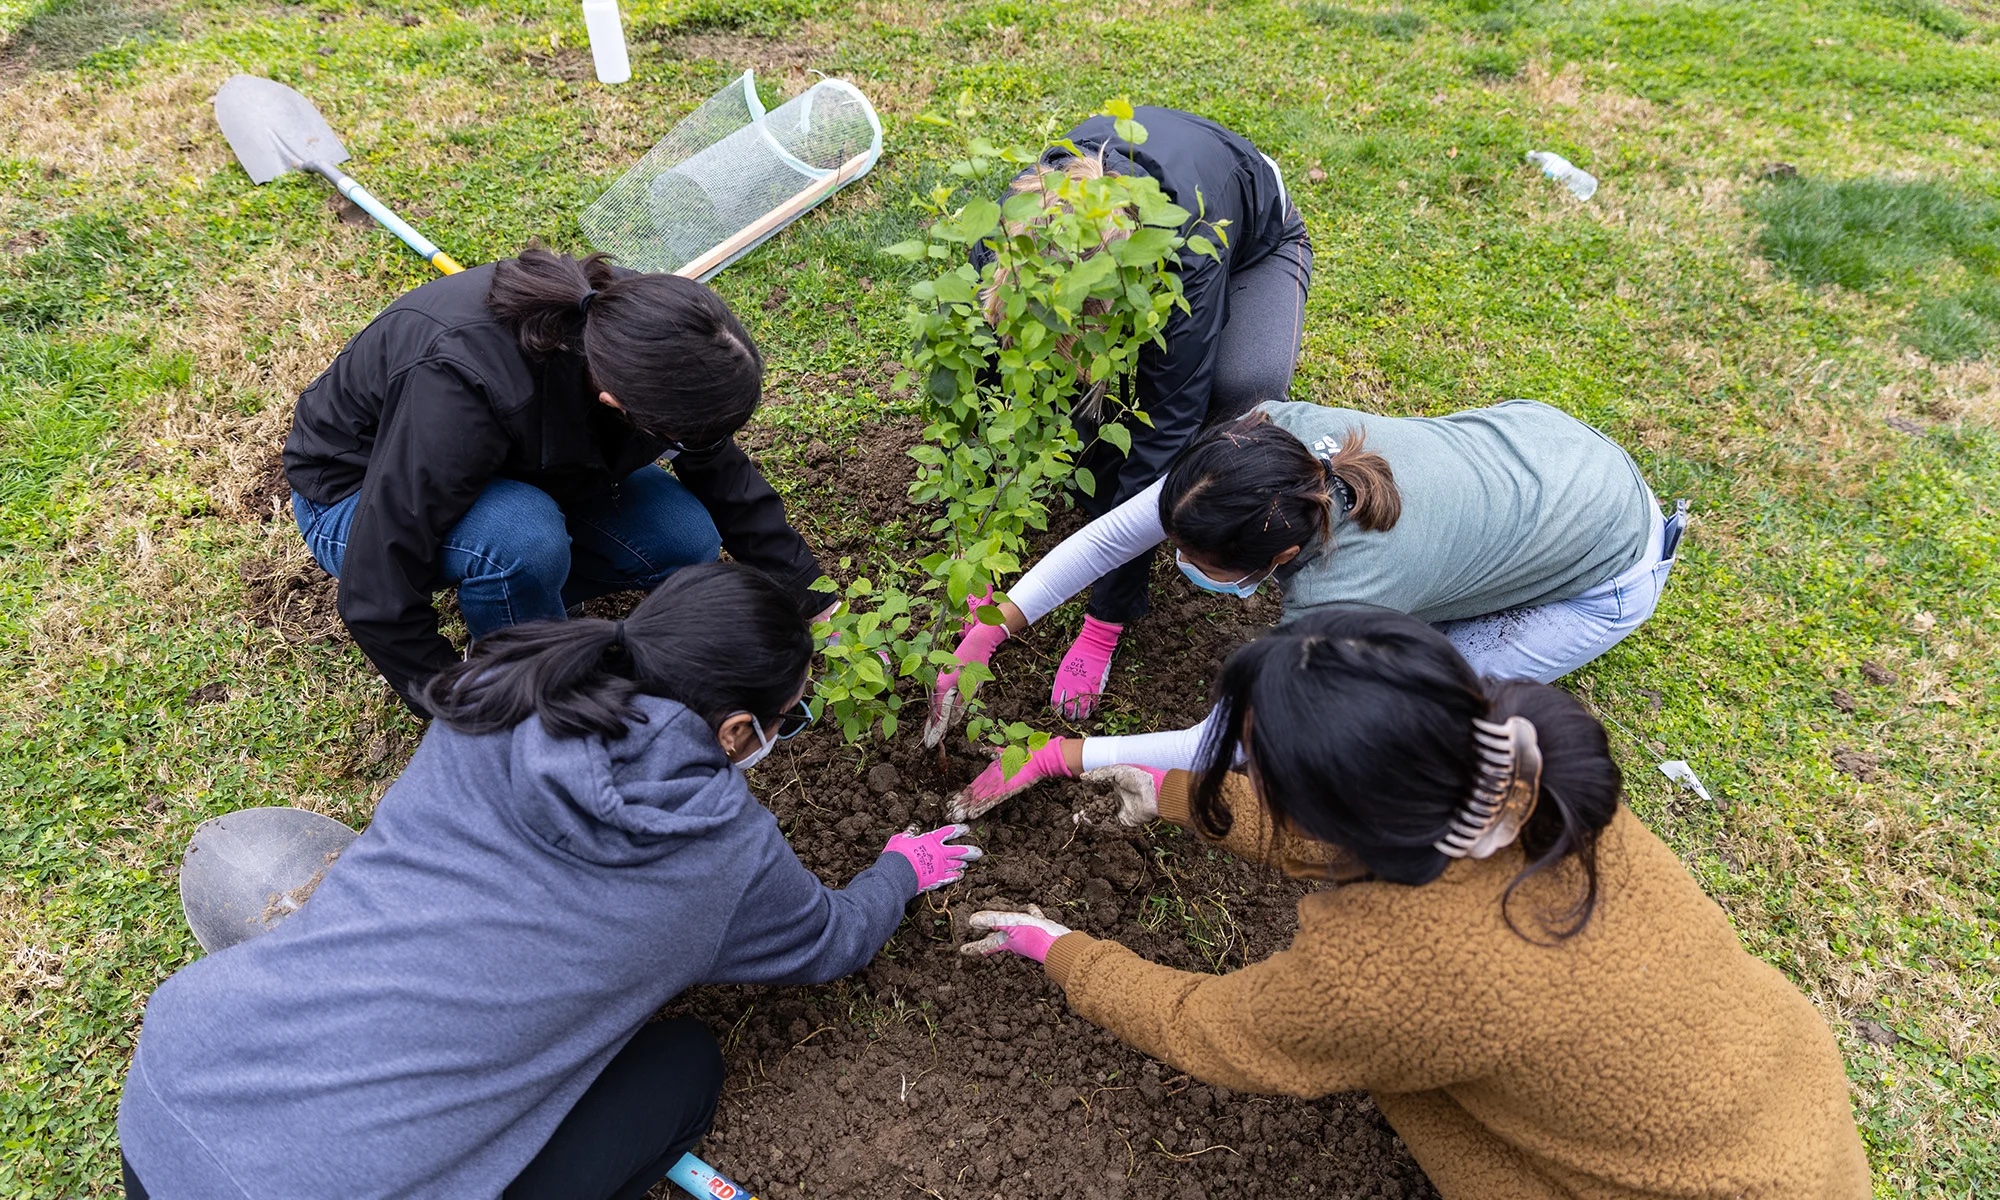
1081, 764, 1169, 825
1050, 615, 1123, 720
960, 906, 1073, 964
883, 823, 984, 893
924, 593, 1010, 748
948, 737, 1073, 821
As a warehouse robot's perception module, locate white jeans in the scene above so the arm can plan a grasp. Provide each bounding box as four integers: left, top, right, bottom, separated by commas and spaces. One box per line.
1436, 496, 1686, 684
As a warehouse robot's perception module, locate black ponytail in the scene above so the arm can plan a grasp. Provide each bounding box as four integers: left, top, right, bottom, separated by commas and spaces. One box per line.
1190, 607, 1622, 941
486, 245, 764, 448
422, 561, 812, 741
1161, 412, 1400, 577
1484, 679, 1622, 942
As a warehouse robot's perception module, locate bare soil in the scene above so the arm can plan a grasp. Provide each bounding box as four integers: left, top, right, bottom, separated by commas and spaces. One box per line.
648, 420, 1435, 1198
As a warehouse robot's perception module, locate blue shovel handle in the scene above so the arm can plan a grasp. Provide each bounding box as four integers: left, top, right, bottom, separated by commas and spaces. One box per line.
307, 160, 462, 274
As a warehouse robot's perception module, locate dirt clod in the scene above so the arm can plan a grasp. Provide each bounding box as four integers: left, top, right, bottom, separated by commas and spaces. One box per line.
1829, 688, 1856, 713
1832, 746, 1879, 782
1860, 660, 1899, 687
865, 763, 901, 796
1851, 1018, 1900, 1047
256, 851, 340, 928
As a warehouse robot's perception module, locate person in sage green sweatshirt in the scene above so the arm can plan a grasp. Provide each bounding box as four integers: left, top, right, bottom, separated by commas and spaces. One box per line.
963, 608, 1869, 1200
931, 397, 1688, 818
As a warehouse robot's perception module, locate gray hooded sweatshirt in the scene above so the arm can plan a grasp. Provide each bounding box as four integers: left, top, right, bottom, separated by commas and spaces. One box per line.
118, 695, 918, 1199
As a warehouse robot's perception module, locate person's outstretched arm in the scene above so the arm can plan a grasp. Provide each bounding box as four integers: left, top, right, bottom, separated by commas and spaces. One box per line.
962, 899, 1481, 1099
706, 814, 918, 986
1006, 476, 1171, 628
707, 815, 979, 986
926, 480, 1169, 745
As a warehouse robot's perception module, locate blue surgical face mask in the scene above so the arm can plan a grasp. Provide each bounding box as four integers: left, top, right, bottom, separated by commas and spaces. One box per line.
1175, 550, 1270, 598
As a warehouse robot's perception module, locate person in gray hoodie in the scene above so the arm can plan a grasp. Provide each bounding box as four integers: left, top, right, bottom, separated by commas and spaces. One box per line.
118, 561, 980, 1200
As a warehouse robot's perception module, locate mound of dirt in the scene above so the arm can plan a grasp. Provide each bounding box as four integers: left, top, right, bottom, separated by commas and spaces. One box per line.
654, 420, 1433, 1198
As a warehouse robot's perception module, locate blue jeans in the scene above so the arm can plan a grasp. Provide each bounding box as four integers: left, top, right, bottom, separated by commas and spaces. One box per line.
291, 466, 722, 640
1435, 496, 1688, 684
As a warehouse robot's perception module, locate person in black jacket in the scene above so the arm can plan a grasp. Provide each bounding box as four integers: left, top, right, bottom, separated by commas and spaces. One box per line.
967, 107, 1312, 721
284, 247, 829, 712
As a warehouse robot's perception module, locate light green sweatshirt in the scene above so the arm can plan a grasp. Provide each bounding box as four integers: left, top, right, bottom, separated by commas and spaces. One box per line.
1258, 399, 1654, 623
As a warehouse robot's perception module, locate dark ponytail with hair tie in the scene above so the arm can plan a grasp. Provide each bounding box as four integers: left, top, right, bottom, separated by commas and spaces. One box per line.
1482, 678, 1623, 942
422, 562, 811, 741
485, 244, 763, 449
1162, 412, 1402, 577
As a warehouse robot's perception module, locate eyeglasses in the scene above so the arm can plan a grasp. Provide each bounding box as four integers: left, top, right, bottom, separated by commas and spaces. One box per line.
775, 698, 816, 740
662, 433, 732, 455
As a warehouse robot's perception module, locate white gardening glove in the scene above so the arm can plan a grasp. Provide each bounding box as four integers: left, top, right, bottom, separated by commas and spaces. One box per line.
1081, 764, 1168, 826
959, 905, 1072, 964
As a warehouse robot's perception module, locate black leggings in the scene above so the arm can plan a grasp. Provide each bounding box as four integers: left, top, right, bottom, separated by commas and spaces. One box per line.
125, 1017, 724, 1200
1082, 215, 1315, 625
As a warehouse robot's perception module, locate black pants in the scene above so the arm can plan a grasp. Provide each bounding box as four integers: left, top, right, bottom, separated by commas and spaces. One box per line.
125, 1017, 724, 1200
1081, 214, 1314, 625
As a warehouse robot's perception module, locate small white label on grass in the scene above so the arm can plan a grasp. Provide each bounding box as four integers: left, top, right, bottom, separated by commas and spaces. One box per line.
1658, 760, 1713, 803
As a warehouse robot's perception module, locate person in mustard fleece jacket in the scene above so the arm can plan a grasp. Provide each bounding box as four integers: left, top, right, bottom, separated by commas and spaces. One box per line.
961, 607, 1869, 1199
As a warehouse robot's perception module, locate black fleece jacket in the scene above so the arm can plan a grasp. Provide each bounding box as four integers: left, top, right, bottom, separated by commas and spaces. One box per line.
283, 263, 824, 710
970, 107, 1298, 513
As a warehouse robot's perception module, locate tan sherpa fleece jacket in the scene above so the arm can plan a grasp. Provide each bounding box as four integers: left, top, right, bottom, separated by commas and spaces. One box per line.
1041, 772, 1870, 1199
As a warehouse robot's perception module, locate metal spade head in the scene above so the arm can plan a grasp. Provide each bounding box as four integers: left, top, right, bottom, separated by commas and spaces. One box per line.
213, 74, 350, 184
180, 807, 358, 953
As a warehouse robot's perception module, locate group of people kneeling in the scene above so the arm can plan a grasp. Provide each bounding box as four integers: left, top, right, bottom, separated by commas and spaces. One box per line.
118, 108, 1869, 1198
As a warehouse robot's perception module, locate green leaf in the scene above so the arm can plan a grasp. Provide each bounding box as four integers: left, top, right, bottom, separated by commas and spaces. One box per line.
883, 238, 928, 261
974, 603, 1006, 625
1000, 745, 1031, 778
1072, 466, 1095, 497
933, 270, 978, 307
957, 197, 1003, 243
1103, 97, 1134, 121
1101, 422, 1132, 455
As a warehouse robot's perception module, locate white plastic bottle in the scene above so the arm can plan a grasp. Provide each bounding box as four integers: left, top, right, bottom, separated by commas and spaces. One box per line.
582, 0, 630, 85
1525, 150, 1598, 201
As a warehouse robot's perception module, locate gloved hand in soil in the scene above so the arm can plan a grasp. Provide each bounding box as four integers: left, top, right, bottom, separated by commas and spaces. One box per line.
925, 592, 1010, 748
948, 737, 1077, 822
883, 823, 983, 892
1050, 615, 1123, 720
1081, 764, 1169, 825
960, 905, 1073, 963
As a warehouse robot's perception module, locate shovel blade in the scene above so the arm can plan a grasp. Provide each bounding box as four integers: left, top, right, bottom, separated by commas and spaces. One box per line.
179, 806, 358, 953
214, 73, 350, 184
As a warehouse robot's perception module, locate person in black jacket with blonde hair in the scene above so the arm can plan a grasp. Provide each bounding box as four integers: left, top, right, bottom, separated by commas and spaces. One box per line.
965, 107, 1313, 721
284, 247, 828, 712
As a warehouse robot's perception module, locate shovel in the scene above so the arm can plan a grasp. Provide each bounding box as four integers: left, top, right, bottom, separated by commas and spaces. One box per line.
214, 74, 463, 275
179, 806, 359, 953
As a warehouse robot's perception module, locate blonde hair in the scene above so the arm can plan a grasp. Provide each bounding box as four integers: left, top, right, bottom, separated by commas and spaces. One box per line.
978, 152, 1138, 414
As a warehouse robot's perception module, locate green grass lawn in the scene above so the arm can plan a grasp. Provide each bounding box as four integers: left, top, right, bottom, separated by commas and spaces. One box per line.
3, 0, 1996, 1194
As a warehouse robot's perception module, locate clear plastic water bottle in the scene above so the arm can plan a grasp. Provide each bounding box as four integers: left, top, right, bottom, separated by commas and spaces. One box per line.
1525, 150, 1597, 201
582, 0, 630, 84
